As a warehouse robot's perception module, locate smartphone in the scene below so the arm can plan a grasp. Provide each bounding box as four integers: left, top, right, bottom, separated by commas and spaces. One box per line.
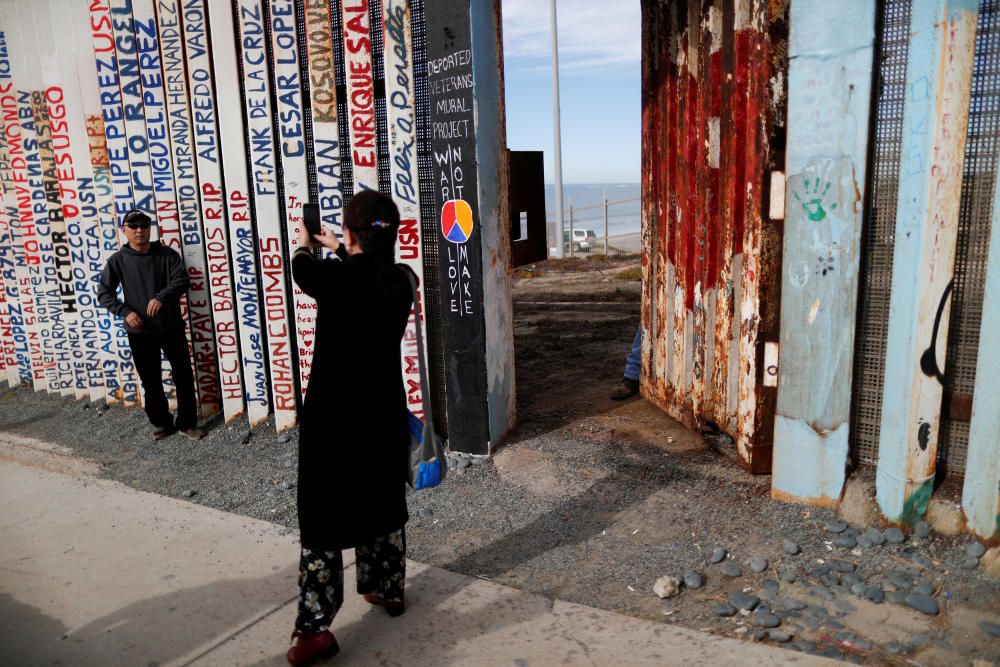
303, 203, 321, 237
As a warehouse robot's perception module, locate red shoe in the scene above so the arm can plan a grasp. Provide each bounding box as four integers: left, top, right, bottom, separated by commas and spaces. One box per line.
287, 629, 339, 666
363, 593, 405, 617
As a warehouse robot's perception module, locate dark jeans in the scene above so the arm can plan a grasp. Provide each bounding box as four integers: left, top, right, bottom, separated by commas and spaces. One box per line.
296, 529, 406, 632
127, 329, 197, 431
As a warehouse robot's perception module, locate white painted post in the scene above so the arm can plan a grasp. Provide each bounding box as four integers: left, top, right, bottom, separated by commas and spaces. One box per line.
962, 154, 1000, 540
876, 0, 979, 523
771, 0, 876, 506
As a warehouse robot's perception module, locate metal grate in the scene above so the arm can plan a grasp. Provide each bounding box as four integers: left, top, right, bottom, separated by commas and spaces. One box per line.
411, 0, 449, 436
850, 0, 912, 468
939, 0, 1000, 476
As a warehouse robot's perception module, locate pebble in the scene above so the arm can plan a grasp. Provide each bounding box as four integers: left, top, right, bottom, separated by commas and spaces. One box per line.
779, 571, 797, 584
714, 602, 737, 617
864, 587, 885, 604
748, 629, 767, 641
864, 527, 886, 545
683, 571, 704, 589
729, 591, 760, 611
912, 581, 935, 596
280, 481, 295, 490
470, 457, 487, 466
653, 575, 681, 599
851, 638, 874, 651
911, 553, 934, 570
850, 583, 866, 596
841, 573, 861, 586
829, 584, 850, 596
965, 542, 987, 559
884, 527, 905, 544
278, 433, 292, 444
761, 579, 779, 594
458, 458, 472, 470
828, 559, 855, 574
748, 556, 768, 573
888, 572, 914, 590
782, 539, 800, 555
720, 562, 742, 578
819, 573, 839, 587
768, 630, 792, 643
855, 534, 873, 549
792, 640, 817, 653
980, 621, 1000, 638
824, 618, 845, 630
754, 612, 781, 628
914, 521, 931, 538
709, 546, 727, 564
904, 593, 940, 616
825, 519, 847, 533
283, 460, 294, 468
885, 640, 906, 654
835, 630, 855, 643
961, 557, 980, 570
418, 508, 433, 519
784, 599, 807, 611
181, 489, 196, 498
887, 591, 907, 605
833, 535, 857, 549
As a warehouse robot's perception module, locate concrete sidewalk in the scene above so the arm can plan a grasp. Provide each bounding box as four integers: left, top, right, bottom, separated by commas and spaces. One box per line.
0, 435, 835, 666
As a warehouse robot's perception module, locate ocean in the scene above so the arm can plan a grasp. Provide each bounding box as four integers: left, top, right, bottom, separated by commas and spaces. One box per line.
544, 183, 641, 238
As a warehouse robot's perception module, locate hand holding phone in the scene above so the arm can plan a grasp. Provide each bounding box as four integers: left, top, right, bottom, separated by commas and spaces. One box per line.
303, 203, 321, 237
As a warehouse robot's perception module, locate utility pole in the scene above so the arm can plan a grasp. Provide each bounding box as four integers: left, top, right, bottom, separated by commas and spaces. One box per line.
550, 0, 564, 258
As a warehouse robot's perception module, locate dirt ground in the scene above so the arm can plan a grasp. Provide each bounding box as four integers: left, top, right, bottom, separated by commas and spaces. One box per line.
2, 255, 999, 665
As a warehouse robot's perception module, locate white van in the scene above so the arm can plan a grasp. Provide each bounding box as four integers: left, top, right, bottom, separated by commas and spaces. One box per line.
563, 229, 596, 251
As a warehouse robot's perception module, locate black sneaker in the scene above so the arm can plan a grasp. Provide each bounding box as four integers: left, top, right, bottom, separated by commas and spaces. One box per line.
152, 425, 173, 440
610, 377, 640, 400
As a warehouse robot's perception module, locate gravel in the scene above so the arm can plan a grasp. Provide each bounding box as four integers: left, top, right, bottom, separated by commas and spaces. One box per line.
782, 539, 800, 555
729, 591, 760, 611
720, 562, 742, 578
966, 542, 987, 559
825, 520, 847, 533
905, 593, 940, 616
714, 602, 737, 617
683, 571, 704, 589
884, 527, 905, 544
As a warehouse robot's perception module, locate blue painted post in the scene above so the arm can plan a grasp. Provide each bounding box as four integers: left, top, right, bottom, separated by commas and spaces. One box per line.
771, 0, 875, 506
876, 0, 979, 523
962, 162, 1000, 540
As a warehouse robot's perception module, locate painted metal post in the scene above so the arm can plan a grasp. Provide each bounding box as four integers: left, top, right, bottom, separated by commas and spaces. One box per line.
549, 0, 564, 259
771, 0, 876, 505
876, 0, 979, 523
603, 190, 609, 255
568, 204, 574, 257
962, 153, 1000, 540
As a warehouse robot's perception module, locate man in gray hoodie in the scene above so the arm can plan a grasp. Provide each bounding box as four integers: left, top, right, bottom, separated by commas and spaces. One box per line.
98, 210, 203, 440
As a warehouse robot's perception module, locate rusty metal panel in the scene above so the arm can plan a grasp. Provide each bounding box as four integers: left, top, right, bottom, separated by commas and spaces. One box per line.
640, 0, 787, 473
508, 151, 547, 267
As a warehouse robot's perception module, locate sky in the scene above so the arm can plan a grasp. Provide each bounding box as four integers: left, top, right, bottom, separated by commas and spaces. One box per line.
501, 0, 641, 184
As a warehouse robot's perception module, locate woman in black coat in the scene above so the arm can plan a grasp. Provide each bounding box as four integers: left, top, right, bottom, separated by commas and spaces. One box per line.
286, 191, 414, 666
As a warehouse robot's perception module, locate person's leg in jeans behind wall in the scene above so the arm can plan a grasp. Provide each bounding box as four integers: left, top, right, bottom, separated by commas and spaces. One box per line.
161, 327, 203, 439
610, 326, 642, 400
127, 332, 173, 438
357, 528, 406, 616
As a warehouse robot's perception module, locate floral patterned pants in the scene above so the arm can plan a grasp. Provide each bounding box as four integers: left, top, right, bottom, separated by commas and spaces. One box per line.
296, 529, 406, 632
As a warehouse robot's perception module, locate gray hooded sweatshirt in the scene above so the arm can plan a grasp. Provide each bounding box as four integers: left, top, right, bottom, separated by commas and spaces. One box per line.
98, 242, 190, 336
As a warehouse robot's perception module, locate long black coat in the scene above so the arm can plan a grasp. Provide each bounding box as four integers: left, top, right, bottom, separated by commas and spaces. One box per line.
291, 246, 414, 550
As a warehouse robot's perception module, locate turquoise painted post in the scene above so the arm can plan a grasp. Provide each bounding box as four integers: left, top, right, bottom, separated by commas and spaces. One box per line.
771, 0, 875, 506
962, 159, 1000, 540
876, 0, 979, 523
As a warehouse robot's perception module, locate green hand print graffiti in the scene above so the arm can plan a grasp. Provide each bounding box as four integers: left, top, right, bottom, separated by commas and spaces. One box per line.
793, 178, 838, 222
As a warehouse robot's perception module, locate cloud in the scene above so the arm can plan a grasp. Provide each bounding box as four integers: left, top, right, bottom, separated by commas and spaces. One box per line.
501, 0, 641, 73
